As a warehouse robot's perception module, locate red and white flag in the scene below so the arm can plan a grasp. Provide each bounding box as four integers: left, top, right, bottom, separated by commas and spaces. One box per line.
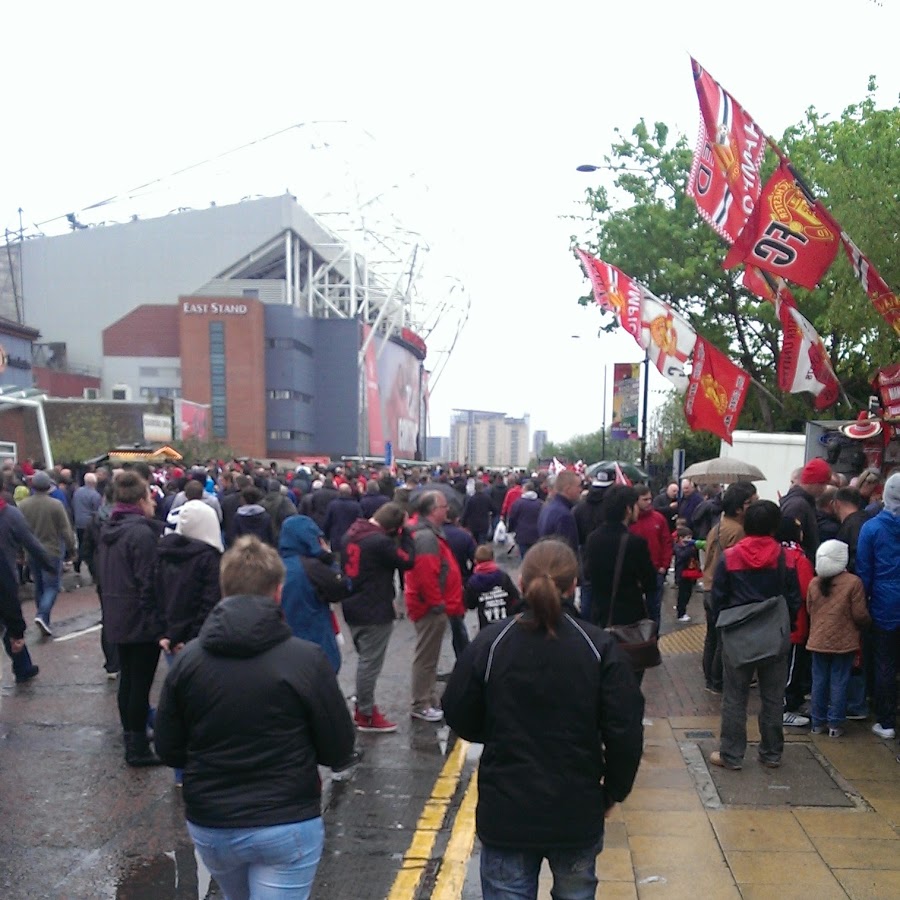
683, 337, 750, 444
613, 462, 632, 486
688, 58, 766, 244
575, 248, 643, 342
640, 293, 697, 394
841, 232, 900, 338
724, 163, 840, 290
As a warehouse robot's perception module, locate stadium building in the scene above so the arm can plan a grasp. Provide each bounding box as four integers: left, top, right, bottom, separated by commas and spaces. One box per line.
7, 194, 431, 460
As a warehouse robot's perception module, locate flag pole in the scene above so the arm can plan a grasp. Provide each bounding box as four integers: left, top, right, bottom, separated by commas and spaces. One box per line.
640, 349, 649, 469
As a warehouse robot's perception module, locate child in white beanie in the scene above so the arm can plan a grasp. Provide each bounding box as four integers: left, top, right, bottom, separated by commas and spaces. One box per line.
807, 540, 871, 737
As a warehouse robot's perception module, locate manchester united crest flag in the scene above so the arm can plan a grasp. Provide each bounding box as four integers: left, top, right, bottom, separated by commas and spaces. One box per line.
683, 337, 750, 444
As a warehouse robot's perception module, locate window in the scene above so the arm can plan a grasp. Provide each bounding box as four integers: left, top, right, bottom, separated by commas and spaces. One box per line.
267, 389, 313, 402
268, 430, 314, 442
140, 386, 181, 399
209, 323, 227, 438
265, 337, 313, 356
139, 366, 159, 377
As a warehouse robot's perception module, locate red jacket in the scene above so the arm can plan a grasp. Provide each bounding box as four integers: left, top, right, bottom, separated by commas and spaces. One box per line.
404, 518, 464, 621
629, 509, 673, 572
501, 485, 523, 519
783, 542, 813, 644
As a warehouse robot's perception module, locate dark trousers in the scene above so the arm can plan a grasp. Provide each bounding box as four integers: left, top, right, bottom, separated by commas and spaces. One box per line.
703, 597, 722, 690
873, 626, 900, 730
676, 578, 694, 617
449, 615, 470, 659
75, 527, 86, 573
783, 642, 809, 712
3, 631, 37, 680
117, 643, 160, 733
97, 586, 119, 674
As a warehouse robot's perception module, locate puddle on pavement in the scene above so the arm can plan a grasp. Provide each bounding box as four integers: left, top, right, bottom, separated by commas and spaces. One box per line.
115, 845, 215, 899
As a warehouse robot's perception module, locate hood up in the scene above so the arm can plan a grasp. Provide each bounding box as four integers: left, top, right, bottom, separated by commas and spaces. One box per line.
279, 514, 326, 558
199, 594, 292, 658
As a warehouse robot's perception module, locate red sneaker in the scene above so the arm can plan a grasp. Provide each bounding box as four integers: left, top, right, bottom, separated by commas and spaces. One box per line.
355, 706, 397, 733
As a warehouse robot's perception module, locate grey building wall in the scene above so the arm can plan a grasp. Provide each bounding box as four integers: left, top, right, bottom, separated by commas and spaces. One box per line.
21, 194, 346, 372
264, 306, 318, 456
314, 319, 361, 458
0, 332, 34, 390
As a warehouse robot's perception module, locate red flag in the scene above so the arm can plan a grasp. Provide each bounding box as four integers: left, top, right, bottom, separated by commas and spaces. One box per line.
613, 462, 632, 486
724, 163, 840, 290
683, 337, 750, 444
575, 248, 644, 343
841, 232, 900, 338
688, 58, 766, 244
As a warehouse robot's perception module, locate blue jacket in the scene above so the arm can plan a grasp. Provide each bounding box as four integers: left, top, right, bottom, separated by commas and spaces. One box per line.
279, 516, 348, 672
857, 508, 900, 630
537, 494, 579, 553
508, 492, 543, 547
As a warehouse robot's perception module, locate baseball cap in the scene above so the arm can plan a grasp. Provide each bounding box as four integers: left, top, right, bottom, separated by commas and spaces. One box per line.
591, 470, 614, 488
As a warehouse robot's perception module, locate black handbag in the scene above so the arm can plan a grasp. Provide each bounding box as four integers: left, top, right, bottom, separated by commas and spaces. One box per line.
604, 534, 662, 671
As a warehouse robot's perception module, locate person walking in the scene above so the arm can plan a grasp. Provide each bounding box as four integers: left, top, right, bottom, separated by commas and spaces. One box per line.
72, 472, 101, 577
536, 470, 581, 554
443, 540, 644, 900
709, 500, 802, 770
465, 544, 521, 629
405, 491, 460, 722
154, 536, 356, 900
97, 471, 165, 767
507, 481, 543, 559
341, 502, 415, 733
806, 540, 870, 738
19, 470, 76, 635
856, 472, 900, 740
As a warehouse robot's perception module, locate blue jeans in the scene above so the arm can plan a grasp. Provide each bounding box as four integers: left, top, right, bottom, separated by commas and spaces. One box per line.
480, 836, 603, 900
30, 555, 62, 625
187, 818, 324, 900
810, 651, 855, 728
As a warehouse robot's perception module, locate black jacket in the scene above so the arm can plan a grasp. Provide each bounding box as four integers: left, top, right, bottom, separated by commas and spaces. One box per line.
574, 489, 609, 548
226, 504, 274, 548
322, 497, 362, 551
837, 509, 870, 574
780, 485, 819, 560
97, 510, 165, 644
341, 519, 414, 626
309, 487, 339, 529
584, 523, 657, 627
219, 490, 243, 537
464, 564, 521, 629
461, 491, 492, 536
443, 612, 644, 850
154, 594, 355, 828
507, 493, 543, 547
156, 534, 222, 646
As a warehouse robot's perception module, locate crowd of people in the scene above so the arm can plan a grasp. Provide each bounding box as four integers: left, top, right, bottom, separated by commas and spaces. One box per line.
1, 452, 899, 899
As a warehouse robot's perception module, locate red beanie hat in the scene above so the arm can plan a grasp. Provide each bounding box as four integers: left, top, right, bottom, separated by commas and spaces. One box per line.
801, 457, 831, 485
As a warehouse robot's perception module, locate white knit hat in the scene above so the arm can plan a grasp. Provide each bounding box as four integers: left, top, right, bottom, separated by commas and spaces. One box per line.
176, 499, 224, 553
883, 472, 900, 514
815, 539, 848, 578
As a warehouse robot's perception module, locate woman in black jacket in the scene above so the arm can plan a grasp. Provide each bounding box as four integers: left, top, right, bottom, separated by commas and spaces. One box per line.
443, 540, 644, 900
341, 502, 414, 732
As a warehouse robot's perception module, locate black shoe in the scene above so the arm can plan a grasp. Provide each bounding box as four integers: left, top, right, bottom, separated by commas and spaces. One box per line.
124, 732, 163, 767
705, 684, 723, 695
15, 666, 39, 684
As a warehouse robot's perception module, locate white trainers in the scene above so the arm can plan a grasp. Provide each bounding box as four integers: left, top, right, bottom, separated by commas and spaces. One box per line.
872, 723, 896, 739
677, 614, 692, 623
411, 706, 444, 723
783, 712, 810, 727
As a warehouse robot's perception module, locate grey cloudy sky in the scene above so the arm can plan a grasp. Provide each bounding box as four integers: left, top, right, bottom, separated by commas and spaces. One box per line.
3, 1, 897, 446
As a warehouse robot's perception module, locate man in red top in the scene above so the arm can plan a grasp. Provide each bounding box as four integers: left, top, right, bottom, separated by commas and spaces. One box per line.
630, 484, 674, 626
405, 491, 463, 723
500, 473, 523, 522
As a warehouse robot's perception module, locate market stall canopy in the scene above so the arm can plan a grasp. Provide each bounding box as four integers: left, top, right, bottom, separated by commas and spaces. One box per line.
681, 456, 765, 485
86, 445, 184, 465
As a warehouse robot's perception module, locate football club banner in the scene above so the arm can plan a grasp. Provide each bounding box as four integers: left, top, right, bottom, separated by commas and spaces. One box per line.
688, 58, 766, 244
575, 248, 643, 342
724, 163, 840, 290
640, 294, 697, 394
683, 337, 750, 443
841, 232, 900, 338
611, 363, 641, 441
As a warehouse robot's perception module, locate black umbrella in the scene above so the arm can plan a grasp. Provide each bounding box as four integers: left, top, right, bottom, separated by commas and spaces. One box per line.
585, 460, 649, 483
408, 482, 465, 517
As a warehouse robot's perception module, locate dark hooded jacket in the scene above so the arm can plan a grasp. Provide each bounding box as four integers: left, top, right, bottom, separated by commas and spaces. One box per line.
156, 533, 222, 646
154, 594, 355, 828
359, 491, 389, 519
464, 561, 521, 629
226, 503, 274, 548
322, 496, 362, 552
780, 485, 819, 560
574, 488, 609, 548
341, 518, 414, 626
259, 481, 297, 543
279, 516, 348, 672
308, 485, 339, 529
97, 508, 165, 644
507, 491, 543, 548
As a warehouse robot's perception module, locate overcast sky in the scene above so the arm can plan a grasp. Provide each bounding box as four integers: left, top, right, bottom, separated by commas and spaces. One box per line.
3, 1, 897, 447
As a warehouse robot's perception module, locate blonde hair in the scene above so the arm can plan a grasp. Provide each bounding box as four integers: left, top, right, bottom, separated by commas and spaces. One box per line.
220, 536, 285, 597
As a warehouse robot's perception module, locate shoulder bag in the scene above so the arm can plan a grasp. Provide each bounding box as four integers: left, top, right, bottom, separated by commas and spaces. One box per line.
605, 534, 662, 671
715, 550, 790, 668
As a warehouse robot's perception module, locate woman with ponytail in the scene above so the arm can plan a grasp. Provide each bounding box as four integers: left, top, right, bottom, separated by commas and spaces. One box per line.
443, 540, 644, 900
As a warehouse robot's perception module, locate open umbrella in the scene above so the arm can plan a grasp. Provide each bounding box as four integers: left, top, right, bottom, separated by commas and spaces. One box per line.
585, 461, 649, 483
408, 481, 465, 517
681, 457, 766, 485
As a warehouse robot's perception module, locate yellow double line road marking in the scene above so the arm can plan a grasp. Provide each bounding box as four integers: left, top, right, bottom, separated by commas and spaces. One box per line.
386, 738, 477, 900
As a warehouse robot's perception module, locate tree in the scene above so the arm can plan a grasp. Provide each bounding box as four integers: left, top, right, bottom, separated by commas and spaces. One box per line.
51, 407, 122, 465
650, 391, 719, 467
539, 429, 641, 466
574, 82, 899, 435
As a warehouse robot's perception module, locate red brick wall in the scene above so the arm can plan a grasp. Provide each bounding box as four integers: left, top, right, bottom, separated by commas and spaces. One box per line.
103, 305, 180, 356
179, 297, 266, 458
33, 367, 101, 399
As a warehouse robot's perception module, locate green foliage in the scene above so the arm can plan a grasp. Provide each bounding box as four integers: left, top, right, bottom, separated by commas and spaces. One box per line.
51, 408, 122, 465
651, 392, 719, 466
169, 436, 238, 467
574, 83, 900, 439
